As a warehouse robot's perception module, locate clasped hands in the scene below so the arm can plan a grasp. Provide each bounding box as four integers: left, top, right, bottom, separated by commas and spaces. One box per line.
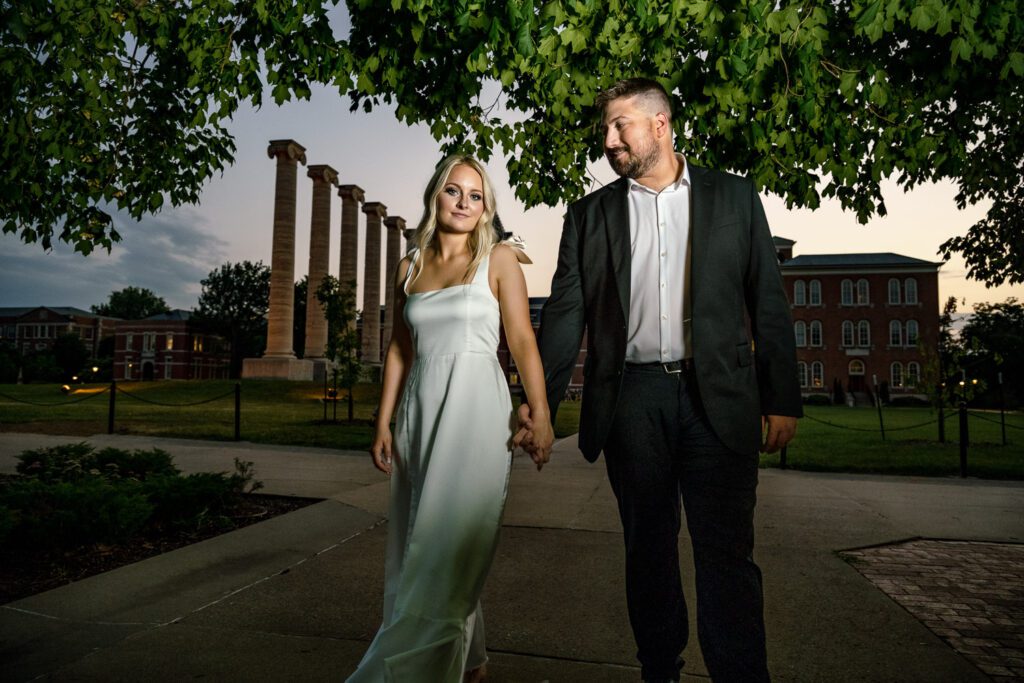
513, 403, 554, 471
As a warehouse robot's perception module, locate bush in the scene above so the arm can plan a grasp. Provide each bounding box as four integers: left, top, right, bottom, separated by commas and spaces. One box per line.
803, 393, 832, 406
16, 443, 178, 482
0, 477, 153, 549
3, 446, 263, 551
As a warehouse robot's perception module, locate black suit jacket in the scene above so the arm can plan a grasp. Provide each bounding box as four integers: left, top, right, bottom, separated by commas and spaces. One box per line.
537, 164, 803, 461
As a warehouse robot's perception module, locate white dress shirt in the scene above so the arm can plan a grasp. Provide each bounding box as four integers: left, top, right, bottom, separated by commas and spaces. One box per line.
624, 154, 692, 363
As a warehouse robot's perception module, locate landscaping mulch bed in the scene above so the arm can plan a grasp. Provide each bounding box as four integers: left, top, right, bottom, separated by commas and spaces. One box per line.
0, 487, 318, 605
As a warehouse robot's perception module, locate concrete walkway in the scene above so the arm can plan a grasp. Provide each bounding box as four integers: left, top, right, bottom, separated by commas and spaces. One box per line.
1, 432, 1022, 682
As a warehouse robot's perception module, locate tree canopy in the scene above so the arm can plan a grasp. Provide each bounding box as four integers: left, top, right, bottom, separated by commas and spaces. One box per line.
2, 0, 1021, 284
193, 260, 270, 378
91, 286, 170, 320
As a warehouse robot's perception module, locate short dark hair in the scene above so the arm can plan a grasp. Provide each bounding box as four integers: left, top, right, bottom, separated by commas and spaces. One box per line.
595, 78, 672, 119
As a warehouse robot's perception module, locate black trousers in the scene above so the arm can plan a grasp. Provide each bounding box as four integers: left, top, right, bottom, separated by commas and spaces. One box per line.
603, 363, 769, 682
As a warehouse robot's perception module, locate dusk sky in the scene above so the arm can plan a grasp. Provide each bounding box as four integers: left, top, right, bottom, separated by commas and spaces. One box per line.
1, 8, 1020, 316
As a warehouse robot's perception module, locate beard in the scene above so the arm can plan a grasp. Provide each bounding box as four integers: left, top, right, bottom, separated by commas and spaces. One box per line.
605, 135, 660, 179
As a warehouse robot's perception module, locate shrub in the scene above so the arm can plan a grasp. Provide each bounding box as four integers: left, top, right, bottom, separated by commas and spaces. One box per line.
16, 444, 178, 482
889, 396, 931, 408
803, 393, 832, 406
0, 477, 153, 550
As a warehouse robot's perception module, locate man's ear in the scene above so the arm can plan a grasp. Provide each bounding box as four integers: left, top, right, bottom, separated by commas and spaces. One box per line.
654, 112, 672, 139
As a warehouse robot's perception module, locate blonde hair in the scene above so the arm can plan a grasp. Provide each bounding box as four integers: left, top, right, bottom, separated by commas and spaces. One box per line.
408, 154, 497, 286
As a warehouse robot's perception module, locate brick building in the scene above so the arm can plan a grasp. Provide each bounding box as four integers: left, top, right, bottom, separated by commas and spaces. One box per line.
0, 306, 117, 357
776, 239, 941, 403
498, 297, 586, 398
113, 311, 230, 381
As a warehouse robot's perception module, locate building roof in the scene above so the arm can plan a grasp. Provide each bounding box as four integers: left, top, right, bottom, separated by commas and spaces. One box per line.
0, 306, 118, 320
780, 253, 942, 269
772, 236, 796, 247
144, 309, 192, 321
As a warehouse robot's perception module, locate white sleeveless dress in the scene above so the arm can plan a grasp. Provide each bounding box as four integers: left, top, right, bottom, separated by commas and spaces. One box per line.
347, 248, 514, 682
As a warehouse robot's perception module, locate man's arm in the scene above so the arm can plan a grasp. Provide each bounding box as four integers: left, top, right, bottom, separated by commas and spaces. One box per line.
533, 207, 586, 425
743, 181, 802, 449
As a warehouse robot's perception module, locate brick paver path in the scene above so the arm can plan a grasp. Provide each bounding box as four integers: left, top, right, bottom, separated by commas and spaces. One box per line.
842, 539, 1024, 681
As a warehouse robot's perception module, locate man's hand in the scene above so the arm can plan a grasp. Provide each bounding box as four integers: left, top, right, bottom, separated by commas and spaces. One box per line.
761, 414, 797, 453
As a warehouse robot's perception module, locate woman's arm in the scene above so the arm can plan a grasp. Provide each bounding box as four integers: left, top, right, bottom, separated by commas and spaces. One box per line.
491, 245, 554, 469
370, 256, 415, 474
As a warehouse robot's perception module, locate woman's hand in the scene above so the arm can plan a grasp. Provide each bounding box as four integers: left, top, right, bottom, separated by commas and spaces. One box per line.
370, 427, 394, 475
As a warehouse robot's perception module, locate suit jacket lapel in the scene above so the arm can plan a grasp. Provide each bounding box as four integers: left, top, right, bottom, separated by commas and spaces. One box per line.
688, 163, 713, 309
601, 177, 631, 322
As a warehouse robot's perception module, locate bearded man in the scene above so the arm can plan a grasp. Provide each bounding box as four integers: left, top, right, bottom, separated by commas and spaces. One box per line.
523, 78, 802, 682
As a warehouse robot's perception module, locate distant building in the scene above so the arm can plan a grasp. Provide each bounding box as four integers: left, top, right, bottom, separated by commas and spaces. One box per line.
0, 306, 117, 357
113, 310, 230, 381
776, 238, 941, 402
498, 297, 586, 398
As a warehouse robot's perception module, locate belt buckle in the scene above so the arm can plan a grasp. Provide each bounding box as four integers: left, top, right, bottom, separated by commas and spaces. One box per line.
663, 360, 682, 374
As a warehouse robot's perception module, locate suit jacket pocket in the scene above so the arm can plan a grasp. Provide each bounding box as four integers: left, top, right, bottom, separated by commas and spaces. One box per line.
712, 212, 741, 229
737, 342, 753, 367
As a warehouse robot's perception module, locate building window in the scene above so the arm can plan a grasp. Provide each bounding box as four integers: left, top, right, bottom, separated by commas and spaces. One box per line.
193, 336, 203, 352
841, 279, 854, 305
166, 335, 174, 351
794, 280, 806, 306
143, 332, 156, 352
888, 278, 901, 304
809, 321, 823, 347
126, 333, 133, 351
797, 362, 808, 388
811, 361, 824, 388
905, 278, 918, 304
891, 362, 903, 388
906, 320, 919, 346
849, 359, 865, 376
857, 320, 871, 347
856, 279, 870, 305
809, 280, 822, 306
794, 321, 807, 347
889, 320, 902, 346
906, 362, 920, 387
841, 321, 854, 347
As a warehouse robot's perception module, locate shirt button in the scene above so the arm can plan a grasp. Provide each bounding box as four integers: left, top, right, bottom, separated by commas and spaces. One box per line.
661, 283, 666, 288
661, 314, 667, 320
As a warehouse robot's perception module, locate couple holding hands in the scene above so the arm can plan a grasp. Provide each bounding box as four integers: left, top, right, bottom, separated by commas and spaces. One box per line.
347, 78, 801, 683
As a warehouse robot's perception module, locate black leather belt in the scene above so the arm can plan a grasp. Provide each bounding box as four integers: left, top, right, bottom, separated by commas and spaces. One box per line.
626, 358, 695, 374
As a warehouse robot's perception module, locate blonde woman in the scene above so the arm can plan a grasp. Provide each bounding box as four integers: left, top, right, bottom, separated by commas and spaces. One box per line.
347, 155, 554, 682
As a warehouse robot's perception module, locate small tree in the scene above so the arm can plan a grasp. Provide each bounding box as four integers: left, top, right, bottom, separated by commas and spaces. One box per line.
832, 377, 846, 406
193, 261, 271, 379
316, 276, 362, 422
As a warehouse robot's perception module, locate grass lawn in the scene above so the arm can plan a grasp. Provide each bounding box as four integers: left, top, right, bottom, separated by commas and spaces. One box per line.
1, 382, 1020, 478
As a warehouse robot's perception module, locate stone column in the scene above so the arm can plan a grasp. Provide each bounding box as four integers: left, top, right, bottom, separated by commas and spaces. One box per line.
361, 202, 387, 364
263, 139, 305, 359
303, 164, 338, 362
337, 185, 364, 292
382, 216, 406, 348
242, 139, 314, 381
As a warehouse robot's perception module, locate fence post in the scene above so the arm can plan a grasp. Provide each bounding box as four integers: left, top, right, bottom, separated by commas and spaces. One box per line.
958, 401, 968, 478
108, 379, 116, 434
779, 446, 788, 470
998, 372, 1007, 446
234, 382, 241, 441
873, 374, 886, 441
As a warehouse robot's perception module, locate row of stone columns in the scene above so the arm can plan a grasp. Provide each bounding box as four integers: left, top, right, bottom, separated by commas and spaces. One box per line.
242, 139, 408, 381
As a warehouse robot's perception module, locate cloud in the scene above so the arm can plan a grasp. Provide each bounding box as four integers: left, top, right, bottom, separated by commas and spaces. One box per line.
0, 208, 228, 311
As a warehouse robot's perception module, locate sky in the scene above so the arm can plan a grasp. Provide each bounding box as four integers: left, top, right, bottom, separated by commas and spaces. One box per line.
1, 30, 1020, 316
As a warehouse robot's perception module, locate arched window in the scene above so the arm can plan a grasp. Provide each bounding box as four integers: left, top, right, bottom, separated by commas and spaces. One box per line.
906, 320, 919, 346
856, 279, 870, 305
889, 320, 902, 346
809, 280, 822, 306
793, 280, 806, 306
797, 362, 808, 388
848, 359, 865, 376
888, 278, 901, 304
794, 321, 807, 347
841, 279, 854, 305
905, 278, 918, 305
857, 320, 871, 347
906, 362, 920, 387
891, 362, 904, 388
841, 321, 855, 347
810, 320, 823, 347
811, 361, 824, 388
